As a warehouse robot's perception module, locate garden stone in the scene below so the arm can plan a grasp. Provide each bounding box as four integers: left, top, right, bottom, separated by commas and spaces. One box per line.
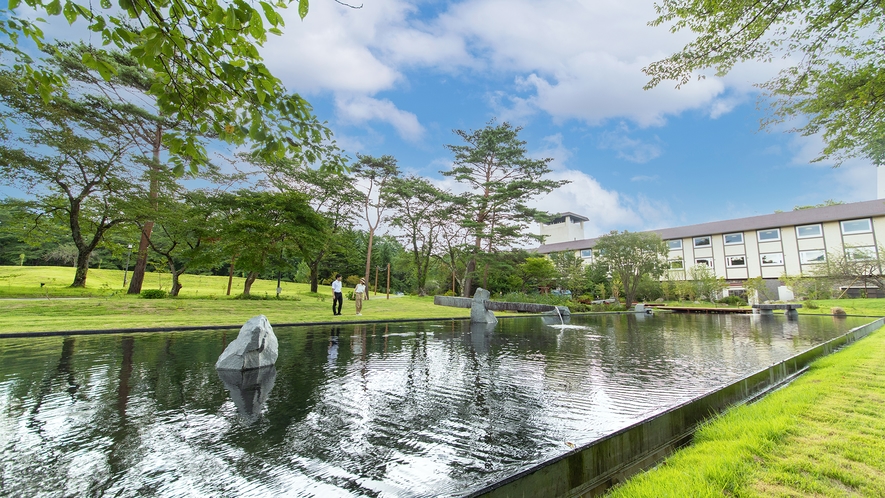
470, 288, 498, 324
216, 315, 279, 370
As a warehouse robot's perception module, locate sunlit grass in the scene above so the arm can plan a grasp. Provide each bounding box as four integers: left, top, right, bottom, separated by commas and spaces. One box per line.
606, 327, 885, 497
0, 266, 471, 333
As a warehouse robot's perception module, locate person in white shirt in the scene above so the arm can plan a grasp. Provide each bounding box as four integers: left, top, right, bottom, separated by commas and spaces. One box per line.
354, 278, 366, 315
331, 274, 343, 315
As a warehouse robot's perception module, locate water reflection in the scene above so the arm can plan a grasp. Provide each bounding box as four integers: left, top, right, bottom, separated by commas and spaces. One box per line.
0, 314, 871, 497
217, 366, 277, 424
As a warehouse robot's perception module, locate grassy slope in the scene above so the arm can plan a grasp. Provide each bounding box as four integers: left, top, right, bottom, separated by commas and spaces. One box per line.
607, 327, 885, 497
0, 266, 470, 333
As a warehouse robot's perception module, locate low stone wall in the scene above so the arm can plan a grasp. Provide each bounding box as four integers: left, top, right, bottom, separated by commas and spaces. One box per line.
469, 317, 885, 498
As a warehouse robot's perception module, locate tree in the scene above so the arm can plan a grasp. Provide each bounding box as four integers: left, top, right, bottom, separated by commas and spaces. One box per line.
593, 230, 669, 309
443, 121, 567, 296
645, 1, 885, 165
214, 190, 324, 296
135, 186, 220, 297
0, 71, 143, 287
43, 42, 205, 295
433, 212, 473, 296
1, 0, 343, 173
264, 162, 360, 292
518, 257, 557, 293
809, 245, 885, 298
688, 264, 726, 302
549, 251, 588, 295
352, 154, 400, 298
383, 175, 448, 296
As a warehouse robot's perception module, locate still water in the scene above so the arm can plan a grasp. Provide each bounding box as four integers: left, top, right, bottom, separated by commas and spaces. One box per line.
0, 313, 869, 497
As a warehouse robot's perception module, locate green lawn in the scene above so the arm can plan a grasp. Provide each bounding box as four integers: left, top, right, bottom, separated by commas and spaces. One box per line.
4, 266, 885, 333
0, 266, 470, 333
606, 326, 885, 497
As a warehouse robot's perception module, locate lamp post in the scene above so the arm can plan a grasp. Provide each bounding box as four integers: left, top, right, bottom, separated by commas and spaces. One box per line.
122, 244, 133, 287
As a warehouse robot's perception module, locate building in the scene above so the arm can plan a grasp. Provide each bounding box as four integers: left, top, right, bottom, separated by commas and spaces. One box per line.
540, 212, 588, 244
536, 199, 885, 297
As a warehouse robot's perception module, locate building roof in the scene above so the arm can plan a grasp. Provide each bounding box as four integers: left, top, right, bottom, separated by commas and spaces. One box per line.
535, 199, 885, 254
547, 212, 589, 223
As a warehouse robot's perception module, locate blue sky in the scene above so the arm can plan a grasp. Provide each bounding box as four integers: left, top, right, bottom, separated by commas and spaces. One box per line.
3, 0, 878, 241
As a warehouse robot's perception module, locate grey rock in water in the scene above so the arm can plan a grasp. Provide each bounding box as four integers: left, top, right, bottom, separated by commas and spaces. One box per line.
470, 288, 498, 324
216, 315, 279, 370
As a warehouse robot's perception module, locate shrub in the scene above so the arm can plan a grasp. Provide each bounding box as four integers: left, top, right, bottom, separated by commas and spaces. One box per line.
233, 293, 265, 300
716, 295, 747, 306
804, 300, 820, 310
140, 289, 167, 299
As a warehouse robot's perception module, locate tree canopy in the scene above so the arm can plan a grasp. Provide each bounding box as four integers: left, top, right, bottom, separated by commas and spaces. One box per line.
1, 0, 343, 174
645, 0, 885, 165
443, 121, 567, 295
594, 230, 669, 309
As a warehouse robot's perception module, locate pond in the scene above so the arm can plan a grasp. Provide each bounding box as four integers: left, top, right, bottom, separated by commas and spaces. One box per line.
0, 313, 870, 497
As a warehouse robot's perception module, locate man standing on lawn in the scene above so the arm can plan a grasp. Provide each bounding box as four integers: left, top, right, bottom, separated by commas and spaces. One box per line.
332, 274, 343, 316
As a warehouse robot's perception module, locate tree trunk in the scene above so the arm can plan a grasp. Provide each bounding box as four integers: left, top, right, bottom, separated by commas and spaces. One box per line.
227, 257, 236, 296
364, 228, 375, 300
168, 260, 184, 297
463, 256, 476, 297
243, 271, 257, 295
127, 222, 152, 294
309, 262, 319, 293
71, 249, 90, 288
128, 125, 162, 294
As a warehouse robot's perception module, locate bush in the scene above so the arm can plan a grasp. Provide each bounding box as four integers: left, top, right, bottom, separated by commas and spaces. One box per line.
716, 295, 747, 306
233, 293, 266, 300
140, 289, 167, 299
804, 300, 820, 310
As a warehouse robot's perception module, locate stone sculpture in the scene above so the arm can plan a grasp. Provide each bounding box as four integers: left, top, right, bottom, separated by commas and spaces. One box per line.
470, 288, 498, 324
215, 315, 279, 370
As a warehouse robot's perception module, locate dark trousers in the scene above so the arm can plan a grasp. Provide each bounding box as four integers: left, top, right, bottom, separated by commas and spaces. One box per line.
333, 292, 343, 315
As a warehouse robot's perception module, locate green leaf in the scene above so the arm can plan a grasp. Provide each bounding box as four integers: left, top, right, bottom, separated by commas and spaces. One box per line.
8, 0, 21, 10
298, 0, 308, 20
45, 0, 62, 15
62, 2, 79, 24
210, 4, 224, 23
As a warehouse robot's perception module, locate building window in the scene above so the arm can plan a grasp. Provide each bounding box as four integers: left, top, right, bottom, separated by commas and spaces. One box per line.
724, 233, 743, 245
800, 250, 826, 264
580, 249, 592, 259
796, 224, 822, 238
695, 258, 713, 267
761, 252, 785, 266
669, 259, 684, 269
667, 239, 682, 250
841, 218, 872, 234
693, 236, 712, 248
845, 246, 876, 260
757, 228, 781, 242
726, 256, 746, 267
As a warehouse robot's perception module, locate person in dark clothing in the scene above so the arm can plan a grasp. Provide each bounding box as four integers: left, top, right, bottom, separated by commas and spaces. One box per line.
331, 274, 343, 315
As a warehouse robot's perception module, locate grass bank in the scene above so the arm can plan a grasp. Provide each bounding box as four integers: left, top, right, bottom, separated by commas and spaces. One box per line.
606, 326, 885, 497
0, 266, 470, 333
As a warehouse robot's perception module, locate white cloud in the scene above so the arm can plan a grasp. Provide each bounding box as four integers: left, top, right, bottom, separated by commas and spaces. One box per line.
335, 95, 425, 142
530, 170, 640, 237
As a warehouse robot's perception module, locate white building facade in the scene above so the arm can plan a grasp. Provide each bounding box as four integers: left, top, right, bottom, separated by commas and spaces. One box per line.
536, 199, 885, 296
